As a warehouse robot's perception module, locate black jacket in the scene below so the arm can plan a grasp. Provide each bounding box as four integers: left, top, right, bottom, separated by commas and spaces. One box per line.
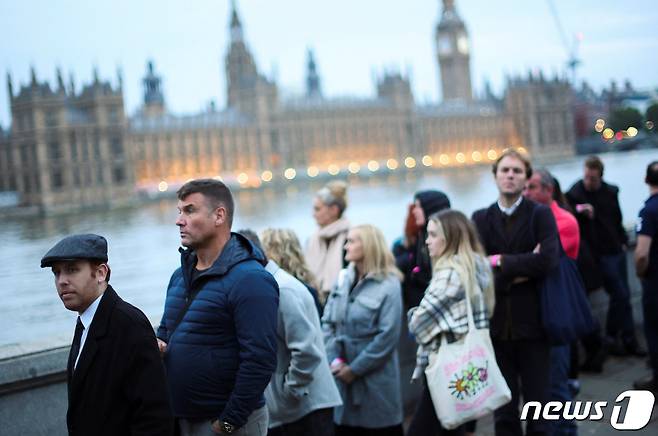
67, 286, 173, 436
393, 231, 433, 310
566, 180, 628, 256
472, 198, 560, 340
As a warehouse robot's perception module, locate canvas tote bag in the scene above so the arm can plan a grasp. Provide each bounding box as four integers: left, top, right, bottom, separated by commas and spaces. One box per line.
527, 204, 596, 345
424, 278, 511, 429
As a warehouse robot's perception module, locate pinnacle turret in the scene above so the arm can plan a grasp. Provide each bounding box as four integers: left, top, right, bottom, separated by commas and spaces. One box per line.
143, 60, 164, 106
306, 48, 322, 98
6, 71, 13, 98
229, 0, 244, 42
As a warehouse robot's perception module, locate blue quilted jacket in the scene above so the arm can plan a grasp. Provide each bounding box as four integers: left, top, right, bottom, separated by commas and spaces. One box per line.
157, 233, 279, 427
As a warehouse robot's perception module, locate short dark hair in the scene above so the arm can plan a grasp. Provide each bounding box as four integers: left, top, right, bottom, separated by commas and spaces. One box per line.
646, 161, 658, 186
584, 155, 604, 177
492, 149, 532, 179
177, 179, 235, 227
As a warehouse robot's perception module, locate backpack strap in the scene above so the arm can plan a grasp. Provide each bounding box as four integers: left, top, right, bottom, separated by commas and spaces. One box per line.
168, 287, 202, 339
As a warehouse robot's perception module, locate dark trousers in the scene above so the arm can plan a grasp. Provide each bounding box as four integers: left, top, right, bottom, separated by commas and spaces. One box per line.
493, 338, 551, 436
580, 317, 604, 358
642, 279, 658, 379
600, 253, 636, 343
549, 345, 578, 436
406, 378, 465, 436
268, 408, 334, 436
335, 424, 403, 436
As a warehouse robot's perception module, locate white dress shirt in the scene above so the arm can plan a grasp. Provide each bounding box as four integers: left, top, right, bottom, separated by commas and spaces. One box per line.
74, 292, 104, 369
497, 195, 524, 216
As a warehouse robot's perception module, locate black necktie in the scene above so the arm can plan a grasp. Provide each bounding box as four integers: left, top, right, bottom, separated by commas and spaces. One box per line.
68, 317, 84, 379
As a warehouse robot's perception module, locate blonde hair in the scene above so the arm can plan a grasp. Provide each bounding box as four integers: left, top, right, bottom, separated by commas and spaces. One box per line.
350, 224, 403, 281
429, 210, 495, 315
260, 228, 318, 289
316, 180, 348, 217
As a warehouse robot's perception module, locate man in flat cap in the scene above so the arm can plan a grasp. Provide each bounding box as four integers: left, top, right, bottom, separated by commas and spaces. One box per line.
41, 234, 173, 436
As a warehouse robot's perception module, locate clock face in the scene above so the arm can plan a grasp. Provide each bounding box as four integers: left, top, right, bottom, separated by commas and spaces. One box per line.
438, 35, 452, 55
457, 35, 469, 54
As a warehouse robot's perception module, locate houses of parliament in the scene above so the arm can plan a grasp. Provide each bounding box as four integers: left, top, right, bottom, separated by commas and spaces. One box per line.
0, 0, 575, 213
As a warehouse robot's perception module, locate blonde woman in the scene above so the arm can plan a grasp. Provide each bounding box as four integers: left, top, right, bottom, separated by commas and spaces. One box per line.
322, 224, 404, 436
407, 210, 495, 436
260, 228, 323, 317
306, 180, 350, 303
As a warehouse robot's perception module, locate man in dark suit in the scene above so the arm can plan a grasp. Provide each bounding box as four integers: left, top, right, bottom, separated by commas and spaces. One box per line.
41, 234, 173, 436
472, 150, 560, 436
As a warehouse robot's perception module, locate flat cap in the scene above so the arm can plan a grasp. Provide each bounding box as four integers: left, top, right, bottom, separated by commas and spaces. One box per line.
40, 234, 108, 268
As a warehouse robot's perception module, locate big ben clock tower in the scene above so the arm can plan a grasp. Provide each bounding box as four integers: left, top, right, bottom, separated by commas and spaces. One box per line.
436, 0, 473, 101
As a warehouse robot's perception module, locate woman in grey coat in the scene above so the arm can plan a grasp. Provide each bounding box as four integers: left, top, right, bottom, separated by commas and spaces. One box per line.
264, 260, 343, 435
322, 224, 404, 436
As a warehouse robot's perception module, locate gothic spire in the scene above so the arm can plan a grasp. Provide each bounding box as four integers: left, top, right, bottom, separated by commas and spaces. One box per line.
117, 66, 123, 90
69, 72, 76, 95
30, 65, 37, 85
439, 0, 463, 26
306, 48, 322, 98
6, 71, 13, 98
229, 0, 244, 42
143, 60, 164, 106
56, 67, 65, 92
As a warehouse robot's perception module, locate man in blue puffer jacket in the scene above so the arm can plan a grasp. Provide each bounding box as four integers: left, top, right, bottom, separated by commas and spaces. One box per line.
156, 179, 279, 436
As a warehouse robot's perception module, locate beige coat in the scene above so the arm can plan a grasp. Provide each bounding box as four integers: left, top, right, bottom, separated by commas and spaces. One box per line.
305, 217, 350, 302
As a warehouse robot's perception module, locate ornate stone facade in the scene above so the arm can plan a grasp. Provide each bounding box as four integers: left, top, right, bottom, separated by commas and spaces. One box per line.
1, 68, 134, 212
130, 0, 574, 192
2, 0, 575, 211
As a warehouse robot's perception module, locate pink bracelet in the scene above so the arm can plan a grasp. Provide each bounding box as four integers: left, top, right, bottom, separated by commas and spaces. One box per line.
331, 357, 346, 366
490, 254, 501, 268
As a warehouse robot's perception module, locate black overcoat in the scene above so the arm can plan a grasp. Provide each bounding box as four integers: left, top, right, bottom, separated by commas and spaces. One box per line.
67, 285, 173, 436
566, 179, 628, 256
472, 198, 560, 340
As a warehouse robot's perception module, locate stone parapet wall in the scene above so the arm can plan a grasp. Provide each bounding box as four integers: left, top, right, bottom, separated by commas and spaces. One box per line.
0, 236, 646, 435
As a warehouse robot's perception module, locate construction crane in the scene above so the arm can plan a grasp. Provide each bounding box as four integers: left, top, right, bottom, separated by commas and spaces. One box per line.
546, 0, 582, 85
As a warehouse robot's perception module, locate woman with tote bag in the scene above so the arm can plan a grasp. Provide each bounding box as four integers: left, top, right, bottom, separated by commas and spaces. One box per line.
407, 209, 510, 434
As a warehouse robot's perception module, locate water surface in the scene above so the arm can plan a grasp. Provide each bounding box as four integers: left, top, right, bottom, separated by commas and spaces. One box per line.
1, 149, 654, 356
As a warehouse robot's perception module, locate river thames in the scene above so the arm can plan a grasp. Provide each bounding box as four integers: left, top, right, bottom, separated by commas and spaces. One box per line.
1, 148, 655, 356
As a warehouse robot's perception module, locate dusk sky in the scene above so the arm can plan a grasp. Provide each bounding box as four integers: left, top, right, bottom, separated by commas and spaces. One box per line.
1, 0, 657, 128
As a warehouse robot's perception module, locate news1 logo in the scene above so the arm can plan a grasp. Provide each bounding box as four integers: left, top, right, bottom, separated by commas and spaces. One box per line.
521, 390, 655, 430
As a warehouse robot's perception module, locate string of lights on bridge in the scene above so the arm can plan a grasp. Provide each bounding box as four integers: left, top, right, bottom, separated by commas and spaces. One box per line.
594, 118, 651, 141
152, 148, 527, 194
